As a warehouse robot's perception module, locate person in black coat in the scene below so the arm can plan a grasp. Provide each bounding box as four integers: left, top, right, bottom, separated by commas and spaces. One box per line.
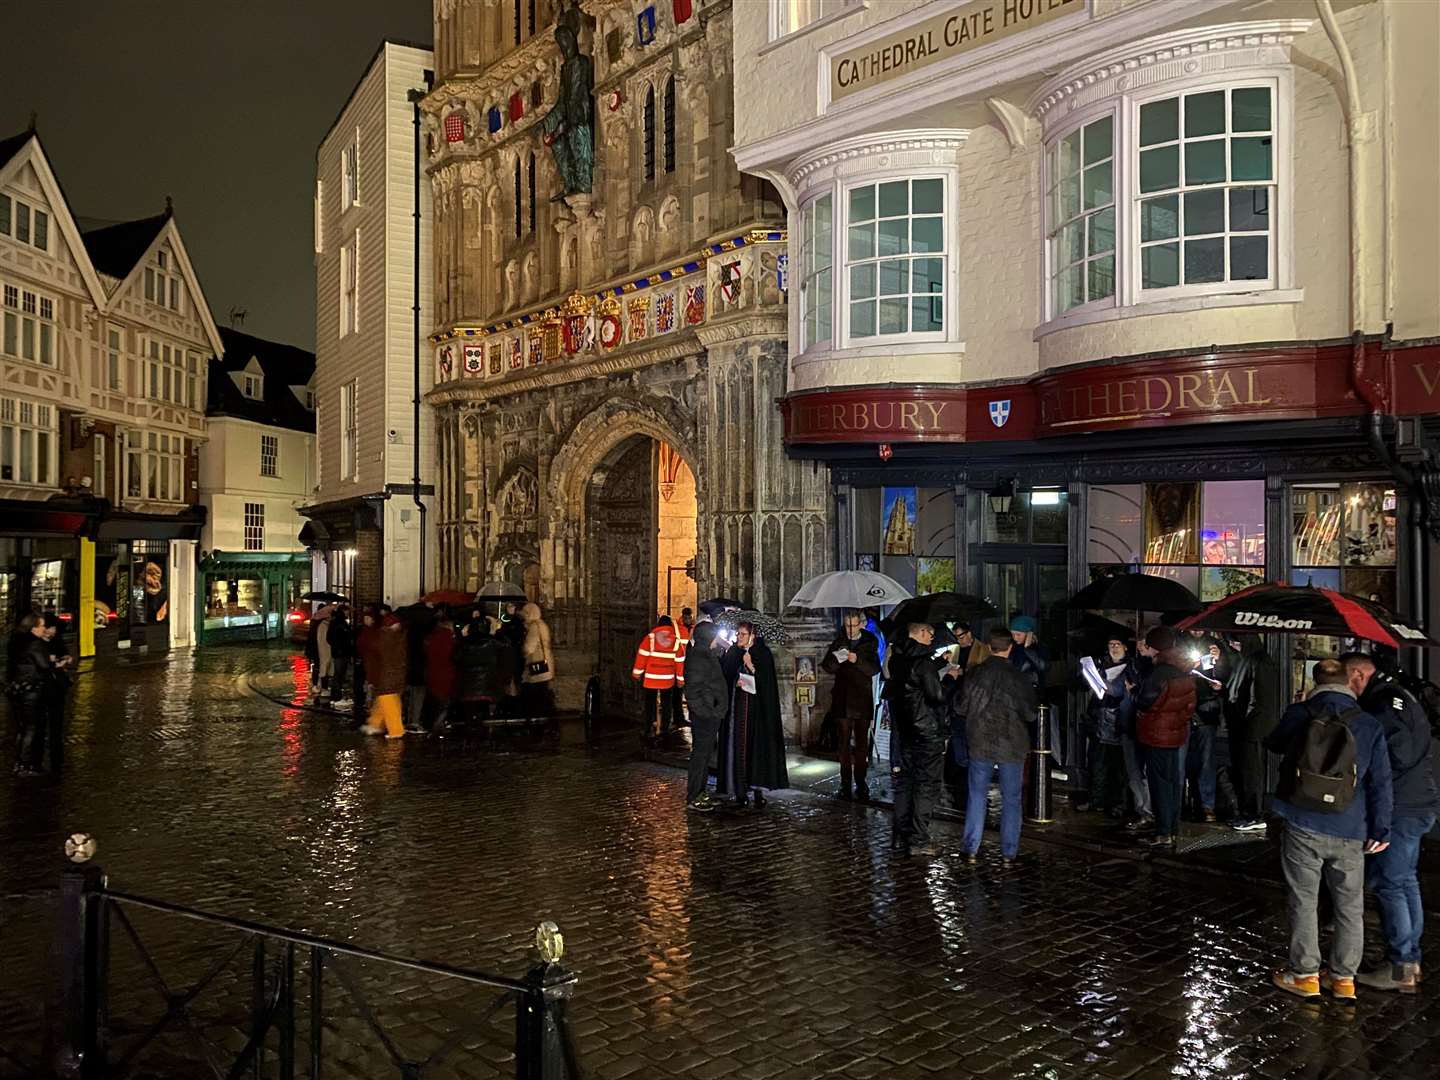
449, 617, 511, 734
683, 622, 729, 811
327, 605, 353, 703
1078, 638, 1135, 817
1186, 639, 1226, 821
956, 628, 1037, 863
718, 622, 789, 808
820, 610, 881, 801
887, 624, 948, 855
8, 613, 57, 776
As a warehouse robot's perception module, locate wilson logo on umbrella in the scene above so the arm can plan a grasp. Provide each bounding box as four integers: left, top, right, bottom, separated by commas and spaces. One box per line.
1235, 612, 1314, 630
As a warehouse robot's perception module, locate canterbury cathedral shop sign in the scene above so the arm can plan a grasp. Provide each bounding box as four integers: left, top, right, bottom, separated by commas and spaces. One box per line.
831, 0, 1081, 102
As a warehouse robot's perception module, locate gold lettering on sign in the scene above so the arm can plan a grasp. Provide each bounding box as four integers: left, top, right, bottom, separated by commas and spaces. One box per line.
1141, 377, 1173, 413
830, 0, 1080, 102
898, 401, 920, 430
1415, 361, 1440, 398
1244, 368, 1273, 406
923, 401, 947, 428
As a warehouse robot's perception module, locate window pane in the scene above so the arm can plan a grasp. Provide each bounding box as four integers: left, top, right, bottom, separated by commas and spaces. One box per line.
1341, 483, 1396, 565
34, 211, 48, 250
1202, 566, 1265, 601
878, 298, 907, 334
1087, 254, 1115, 302
1059, 176, 1081, 220
1142, 243, 1180, 289
1139, 146, 1179, 193
877, 217, 907, 256
37, 432, 48, 484
1088, 206, 1115, 255
39, 324, 51, 365
849, 263, 875, 299
1059, 265, 1084, 311
1184, 237, 1224, 283
1083, 115, 1112, 166
1231, 137, 1272, 181
2, 313, 13, 354
1202, 480, 1265, 565
1231, 87, 1271, 132
19, 431, 32, 482
877, 181, 908, 217
1184, 90, 1225, 138
1292, 486, 1341, 566
1228, 186, 1270, 232
1139, 97, 1178, 146
145, 269, 155, 302
1059, 130, 1081, 175
1184, 189, 1224, 235
1082, 161, 1112, 210
878, 260, 905, 296
848, 185, 874, 222
848, 224, 874, 261
911, 216, 943, 254
850, 300, 875, 337
814, 194, 832, 259
911, 296, 942, 333
1062, 220, 1084, 265
1184, 139, 1226, 185
912, 178, 942, 214
1230, 235, 1269, 280
21, 320, 34, 359
1144, 482, 1200, 563
911, 258, 943, 293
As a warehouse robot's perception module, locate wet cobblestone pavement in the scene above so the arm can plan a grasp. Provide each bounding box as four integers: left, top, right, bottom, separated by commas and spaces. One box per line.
3, 645, 1439, 1078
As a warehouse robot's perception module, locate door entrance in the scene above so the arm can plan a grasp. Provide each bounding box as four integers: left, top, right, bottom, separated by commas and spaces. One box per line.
977, 551, 1069, 660
587, 437, 697, 720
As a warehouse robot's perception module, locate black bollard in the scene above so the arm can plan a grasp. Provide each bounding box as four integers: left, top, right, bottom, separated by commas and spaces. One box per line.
516, 922, 580, 1080
50, 840, 107, 1079
1025, 704, 1054, 824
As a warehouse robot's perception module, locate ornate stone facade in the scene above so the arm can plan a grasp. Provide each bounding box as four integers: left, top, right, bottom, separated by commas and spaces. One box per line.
424, 0, 832, 722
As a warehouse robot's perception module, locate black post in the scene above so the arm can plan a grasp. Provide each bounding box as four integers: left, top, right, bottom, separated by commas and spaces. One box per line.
279, 942, 295, 1080
308, 947, 324, 1080
407, 77, 432, 599
515, 924, 579, 1080
51, 860, 106, 1079
251, 937, 266, 1080
1026, 703, 1054, 823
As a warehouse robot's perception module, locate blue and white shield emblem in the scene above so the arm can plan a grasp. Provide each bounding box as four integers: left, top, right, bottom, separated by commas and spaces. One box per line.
989, 400, 1012, 428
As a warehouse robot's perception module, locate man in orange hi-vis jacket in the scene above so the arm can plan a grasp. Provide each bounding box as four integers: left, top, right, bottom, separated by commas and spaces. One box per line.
633, 615, 684, 740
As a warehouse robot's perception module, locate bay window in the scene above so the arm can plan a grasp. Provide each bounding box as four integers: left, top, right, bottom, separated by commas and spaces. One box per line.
844, 177, 946, 340
799, 194, 832, 349
1041, 73, 1284, 324
2, 283, 57, 366
0, 397, 56, 486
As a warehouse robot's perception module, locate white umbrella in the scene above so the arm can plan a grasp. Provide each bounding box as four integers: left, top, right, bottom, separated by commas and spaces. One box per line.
789, 570, 912, 610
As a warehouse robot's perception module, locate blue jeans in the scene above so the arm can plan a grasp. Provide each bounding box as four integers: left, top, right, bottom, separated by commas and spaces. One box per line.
1141, 744, 1184, 838
963, 760, 1023, 859
1367, 814, 1435, 964
1185, 724, 1217, 811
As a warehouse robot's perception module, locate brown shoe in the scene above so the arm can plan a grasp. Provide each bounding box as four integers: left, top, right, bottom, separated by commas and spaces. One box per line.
1320, 971, 1357, 1001
1201, 809, 1217, 823
1272, 970, 1320, 999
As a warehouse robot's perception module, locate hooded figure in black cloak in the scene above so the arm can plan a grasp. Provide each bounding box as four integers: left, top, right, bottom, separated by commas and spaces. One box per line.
719, 621, 790, 807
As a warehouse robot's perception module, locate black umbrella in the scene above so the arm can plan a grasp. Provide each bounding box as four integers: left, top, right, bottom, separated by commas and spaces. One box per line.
1177, 583, 1438, 648
712, 609, 791, 645
887, 592, 996, 629
698, 597, 744, 616
1068, 613, 1137, 652
878, 619, 959, 650
1069, 572, 1202, 614
301, 590, 347, 603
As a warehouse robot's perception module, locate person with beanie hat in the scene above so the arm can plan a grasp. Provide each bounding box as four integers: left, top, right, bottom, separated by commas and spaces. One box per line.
1133, 625, 1197, 849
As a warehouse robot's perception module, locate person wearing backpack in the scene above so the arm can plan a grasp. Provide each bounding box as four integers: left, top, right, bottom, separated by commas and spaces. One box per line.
1265, 659, 1393, 1001
1342, 653, 1438, 994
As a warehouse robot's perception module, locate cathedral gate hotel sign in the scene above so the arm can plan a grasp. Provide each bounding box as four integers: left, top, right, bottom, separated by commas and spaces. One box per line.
831, 0, 1081, 102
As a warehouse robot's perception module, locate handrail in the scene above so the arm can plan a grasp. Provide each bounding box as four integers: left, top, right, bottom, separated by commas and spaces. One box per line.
102, 886, 537, 993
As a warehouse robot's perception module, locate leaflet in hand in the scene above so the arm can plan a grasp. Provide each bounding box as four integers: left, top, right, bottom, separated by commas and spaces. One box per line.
833, 647, 851, 663
1079, 656, 1108, 700
737, 672, 757, 695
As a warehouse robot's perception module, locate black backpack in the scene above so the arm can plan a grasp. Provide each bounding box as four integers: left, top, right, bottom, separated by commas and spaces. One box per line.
1278, 701, 1362, 813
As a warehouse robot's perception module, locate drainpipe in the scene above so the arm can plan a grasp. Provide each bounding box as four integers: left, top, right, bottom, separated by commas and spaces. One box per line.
1320, 1, 1430, 673
408, 73, 434, 596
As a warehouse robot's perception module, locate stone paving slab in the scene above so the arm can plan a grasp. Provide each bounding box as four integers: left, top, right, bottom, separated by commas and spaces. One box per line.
1, 645, 1438, 1078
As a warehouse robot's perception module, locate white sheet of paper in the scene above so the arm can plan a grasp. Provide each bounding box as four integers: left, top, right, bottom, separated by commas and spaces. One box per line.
833, 647, 850, 663
1080, 656, 1108, 700
737, 671, 757, 695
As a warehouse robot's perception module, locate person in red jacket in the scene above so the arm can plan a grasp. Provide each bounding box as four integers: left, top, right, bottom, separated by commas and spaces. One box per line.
1133, 626, 1199, 850
633, 616, 684, 741
423, 613, 458, 733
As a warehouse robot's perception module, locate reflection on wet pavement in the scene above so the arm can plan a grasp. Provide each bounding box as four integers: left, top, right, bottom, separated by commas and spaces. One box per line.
1, 644, 1437, 1078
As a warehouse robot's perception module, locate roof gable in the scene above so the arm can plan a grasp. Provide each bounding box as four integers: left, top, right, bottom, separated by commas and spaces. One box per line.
81, 212, 169, 280
210, 328, 316, 434
0, 131, 107, 307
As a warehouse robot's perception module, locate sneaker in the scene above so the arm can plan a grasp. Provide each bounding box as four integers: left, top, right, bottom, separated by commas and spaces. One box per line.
1124, 815, 1156, 834
1231, 818, 1268, 833
1320, 971, 1357, 1001
909, 843, 939, 858
1272, 970, 1321, 999
331, 698, 353, 709
835, 785, 853, 801
1148, 835, 1176, 850
385, 731, 407, 740
687, 799, 717, 813
1357, 962, 1419, 994
358, 725, 382, 736
855, 781, 870, 802
965, 851, 979, 866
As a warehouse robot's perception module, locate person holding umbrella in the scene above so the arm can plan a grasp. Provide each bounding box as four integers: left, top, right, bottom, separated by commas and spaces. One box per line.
820, 609, 881, 801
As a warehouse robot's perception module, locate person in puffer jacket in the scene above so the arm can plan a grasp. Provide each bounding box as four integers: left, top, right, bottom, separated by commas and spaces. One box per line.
1133, 626, 1198, 849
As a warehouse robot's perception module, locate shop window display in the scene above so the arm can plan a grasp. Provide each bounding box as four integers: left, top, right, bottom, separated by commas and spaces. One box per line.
853, 486, 957, 596
205, 576, 264, 630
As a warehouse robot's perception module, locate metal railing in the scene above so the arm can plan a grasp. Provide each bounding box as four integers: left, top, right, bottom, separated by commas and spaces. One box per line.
49, 835, 581, 1080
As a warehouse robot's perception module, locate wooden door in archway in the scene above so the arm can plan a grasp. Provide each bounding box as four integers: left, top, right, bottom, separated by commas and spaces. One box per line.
589, 438, 657, 720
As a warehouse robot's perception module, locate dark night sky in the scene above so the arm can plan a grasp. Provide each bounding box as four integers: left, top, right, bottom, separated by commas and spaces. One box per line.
0, 1, 432, 351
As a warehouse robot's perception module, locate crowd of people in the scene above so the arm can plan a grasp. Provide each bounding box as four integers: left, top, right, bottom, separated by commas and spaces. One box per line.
304, 599, 555, 739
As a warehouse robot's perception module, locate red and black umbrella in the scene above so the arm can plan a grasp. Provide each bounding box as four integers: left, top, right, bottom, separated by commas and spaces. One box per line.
1176, 583, 1437, 648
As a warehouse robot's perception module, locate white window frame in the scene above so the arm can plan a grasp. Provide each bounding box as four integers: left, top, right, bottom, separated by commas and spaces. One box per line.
1045, 111, 1117, 320
93, 433, 107, 499
106, 327, 123, 391
144, 250, 184, 313
243, 502, 266, 551
144, 338, 187, 405
1038, 67, 1294, 331
340, 380, 357, 480
767, 0, 863, 44
341, 130, 359, 211
314, 179, 325, 254
340, 233, 360, 337
2, 282, 58, 367
799, 193, 833, 351
837, 173, 952, 348
0, 396, 57, 487
260, 434, 279, 478
142, 431, 185, 502
242, 372, 263, 400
